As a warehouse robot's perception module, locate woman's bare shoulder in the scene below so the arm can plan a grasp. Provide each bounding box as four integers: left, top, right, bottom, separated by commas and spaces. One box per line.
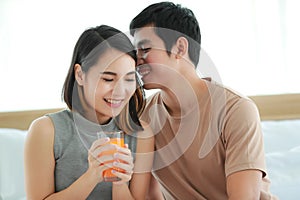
27, 116, 54, 141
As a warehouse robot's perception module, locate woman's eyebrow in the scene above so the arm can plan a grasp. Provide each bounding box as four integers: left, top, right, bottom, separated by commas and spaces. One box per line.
126, 71, 136, 75
99, 71, 116, 75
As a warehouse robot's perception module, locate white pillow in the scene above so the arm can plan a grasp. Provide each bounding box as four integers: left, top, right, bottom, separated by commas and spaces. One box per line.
0, 128, 27, 200
262, 119, 300, 200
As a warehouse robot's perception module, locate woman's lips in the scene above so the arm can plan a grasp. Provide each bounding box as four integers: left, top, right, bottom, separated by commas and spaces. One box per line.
104, 98, 123, 108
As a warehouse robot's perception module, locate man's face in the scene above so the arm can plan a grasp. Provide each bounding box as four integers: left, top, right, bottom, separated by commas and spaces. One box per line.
133, 26, 178, 90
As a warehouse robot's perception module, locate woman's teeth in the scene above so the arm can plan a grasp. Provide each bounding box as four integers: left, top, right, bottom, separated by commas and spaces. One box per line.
106, 99, 122, 104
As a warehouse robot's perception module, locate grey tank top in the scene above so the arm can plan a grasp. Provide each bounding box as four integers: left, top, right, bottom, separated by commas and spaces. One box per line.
47, 109, 137, 200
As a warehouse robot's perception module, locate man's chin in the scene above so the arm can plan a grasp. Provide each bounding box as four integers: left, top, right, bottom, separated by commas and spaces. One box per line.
142, 84, 152, 90
142, 83, 162, 90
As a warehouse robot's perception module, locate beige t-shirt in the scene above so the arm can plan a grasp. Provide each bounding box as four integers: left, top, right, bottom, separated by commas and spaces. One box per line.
141, 80, 278, 199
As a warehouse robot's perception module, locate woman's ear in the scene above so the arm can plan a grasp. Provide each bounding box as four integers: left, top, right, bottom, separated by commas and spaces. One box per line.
74, 64, 84, 86
175, 37, 188, 59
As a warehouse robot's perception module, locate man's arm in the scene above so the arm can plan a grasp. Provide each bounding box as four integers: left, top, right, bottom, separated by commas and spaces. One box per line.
146, 174, 164, 200
227, 169, 262, 200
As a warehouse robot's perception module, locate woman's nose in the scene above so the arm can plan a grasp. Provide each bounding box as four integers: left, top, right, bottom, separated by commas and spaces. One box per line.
113, 80, 126, 95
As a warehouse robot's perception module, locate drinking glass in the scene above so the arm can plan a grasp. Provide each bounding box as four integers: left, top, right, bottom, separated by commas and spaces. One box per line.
97, 130, 125, 182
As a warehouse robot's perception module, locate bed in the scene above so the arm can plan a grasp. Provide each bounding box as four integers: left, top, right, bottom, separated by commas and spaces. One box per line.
0, 94, 300, 200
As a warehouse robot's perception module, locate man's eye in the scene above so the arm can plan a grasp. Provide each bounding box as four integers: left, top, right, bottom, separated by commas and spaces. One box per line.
141, 47, 151, 53
137, 47, 151, 59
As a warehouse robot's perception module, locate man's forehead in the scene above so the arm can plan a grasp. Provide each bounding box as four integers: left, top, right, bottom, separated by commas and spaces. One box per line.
135, 39, 151, 48
133, 27, 157, 47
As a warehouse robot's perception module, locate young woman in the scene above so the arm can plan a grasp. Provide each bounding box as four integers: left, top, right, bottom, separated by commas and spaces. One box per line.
24, 25, 154, 200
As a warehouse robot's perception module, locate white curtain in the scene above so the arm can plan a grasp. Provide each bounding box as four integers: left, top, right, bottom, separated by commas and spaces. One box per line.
0, 0, 299, 111
198, 0, 299, 95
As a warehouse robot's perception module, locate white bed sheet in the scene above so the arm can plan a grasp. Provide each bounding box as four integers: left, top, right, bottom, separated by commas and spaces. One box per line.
0, 119, 299, 200
0, 128, 26, 200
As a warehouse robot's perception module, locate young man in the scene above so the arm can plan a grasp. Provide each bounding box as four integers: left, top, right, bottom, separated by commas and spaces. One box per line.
130, 2, 278, 200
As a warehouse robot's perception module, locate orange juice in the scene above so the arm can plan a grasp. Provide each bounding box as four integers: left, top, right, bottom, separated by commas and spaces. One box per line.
102, 137, 125, 182
97, 131, 125, 182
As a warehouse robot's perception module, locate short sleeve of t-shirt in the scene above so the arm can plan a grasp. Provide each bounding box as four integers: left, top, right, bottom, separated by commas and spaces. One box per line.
223, 98, 267, 177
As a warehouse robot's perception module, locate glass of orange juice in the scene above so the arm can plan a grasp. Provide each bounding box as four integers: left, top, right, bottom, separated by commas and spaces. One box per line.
97, 130, 125, 182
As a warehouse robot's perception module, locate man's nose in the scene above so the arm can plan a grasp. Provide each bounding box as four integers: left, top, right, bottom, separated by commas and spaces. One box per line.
136, 50, 147, 65
137, 57, 145, 66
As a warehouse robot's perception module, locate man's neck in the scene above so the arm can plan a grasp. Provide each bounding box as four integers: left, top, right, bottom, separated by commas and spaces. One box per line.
160, 75, 207, 117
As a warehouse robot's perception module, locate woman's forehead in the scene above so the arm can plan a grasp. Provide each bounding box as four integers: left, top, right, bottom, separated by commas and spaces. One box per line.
95, 50, 135, 74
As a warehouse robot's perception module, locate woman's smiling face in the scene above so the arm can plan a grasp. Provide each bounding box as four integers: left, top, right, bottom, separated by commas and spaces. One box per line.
76, 48, 136, 123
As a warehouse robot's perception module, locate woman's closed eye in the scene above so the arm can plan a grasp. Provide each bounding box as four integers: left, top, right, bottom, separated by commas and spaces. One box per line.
100, 71, 136, 83
124, 71, 137, 82
102, 77, 135, 82
102, 78, 114, 82
125, 78, 136, 82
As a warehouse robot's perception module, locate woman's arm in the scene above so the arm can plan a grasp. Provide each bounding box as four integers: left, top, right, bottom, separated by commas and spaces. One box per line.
112, 121, 155, 200
24, 116, 57, 199
24, 116, 112, 200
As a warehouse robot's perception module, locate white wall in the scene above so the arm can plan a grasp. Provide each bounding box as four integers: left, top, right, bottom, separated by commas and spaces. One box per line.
1, 0, 299, 111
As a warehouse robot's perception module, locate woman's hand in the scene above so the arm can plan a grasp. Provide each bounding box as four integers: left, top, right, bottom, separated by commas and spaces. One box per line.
112, 144, 134, 185
87, 137, 117, 183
